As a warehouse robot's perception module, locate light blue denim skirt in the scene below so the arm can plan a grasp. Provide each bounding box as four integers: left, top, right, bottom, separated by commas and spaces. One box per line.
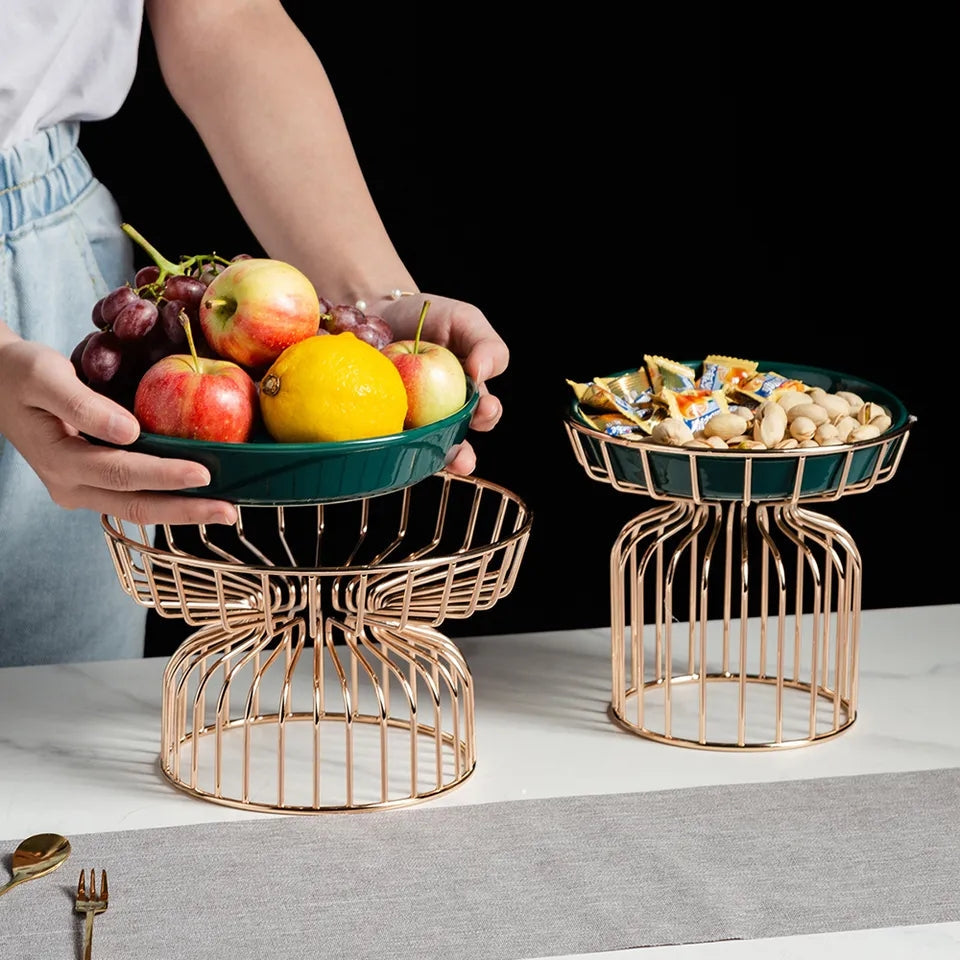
0, 121, 148, 666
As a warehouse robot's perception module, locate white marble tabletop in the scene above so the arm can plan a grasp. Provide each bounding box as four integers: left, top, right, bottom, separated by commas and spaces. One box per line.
1, 603, 958, 958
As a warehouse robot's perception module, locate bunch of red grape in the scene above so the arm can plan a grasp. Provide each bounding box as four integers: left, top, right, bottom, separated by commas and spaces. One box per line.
69, 222, 399, 413
318, 302, 393, 350
70, 246, 250, 410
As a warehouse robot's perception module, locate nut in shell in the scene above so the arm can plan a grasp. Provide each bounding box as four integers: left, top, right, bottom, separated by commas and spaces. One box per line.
814, 422, 840, 444
849, 423, 881, 443
651, 417, 694, 446
858, 401, 885, 425
870, 413, 893, 432
834, 415, 859, 442
759, 399, 787, 423
836, 390, 864, 413
787, 402, 830, 426
728, 404, 756, 422
818, 393, 852, 421
789, 416, 817, 441
703, 412, 748, 441
757, 412, 786, 447
777, 392, 809, 412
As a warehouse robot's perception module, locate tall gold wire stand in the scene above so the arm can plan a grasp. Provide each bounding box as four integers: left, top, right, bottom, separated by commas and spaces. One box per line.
101, 472, 532, 812
564, 418, 915, 750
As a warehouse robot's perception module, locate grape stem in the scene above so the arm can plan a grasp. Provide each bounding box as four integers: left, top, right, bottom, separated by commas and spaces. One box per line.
179, 310, 202, 375
413, 300, 430, 354
122, 223, 184, 280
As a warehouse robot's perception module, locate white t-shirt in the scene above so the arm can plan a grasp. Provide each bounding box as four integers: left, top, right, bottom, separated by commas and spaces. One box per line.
0, 0, 145, 149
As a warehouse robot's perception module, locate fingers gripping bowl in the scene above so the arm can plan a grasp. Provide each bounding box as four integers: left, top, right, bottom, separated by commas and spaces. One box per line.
71, 227, 479, 505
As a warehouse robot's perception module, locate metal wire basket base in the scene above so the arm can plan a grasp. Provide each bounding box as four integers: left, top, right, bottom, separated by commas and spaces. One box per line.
102, 473, 531, 813
610, 674, 854, 751
159, 620, 476, 812
610, 499, 863, 750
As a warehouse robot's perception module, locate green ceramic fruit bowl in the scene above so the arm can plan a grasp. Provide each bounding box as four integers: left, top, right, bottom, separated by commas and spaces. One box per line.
567, 361, 914, 503
127, 378, 479, 505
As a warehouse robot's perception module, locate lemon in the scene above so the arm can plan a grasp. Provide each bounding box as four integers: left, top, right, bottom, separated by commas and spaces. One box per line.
259, 332, 408, 442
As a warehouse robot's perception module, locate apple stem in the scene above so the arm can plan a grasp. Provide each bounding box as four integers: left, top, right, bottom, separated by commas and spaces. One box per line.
179, 310, 201, 375
205, 298, 231, 310
122, 223, 184, 279
413, 300, 430, 355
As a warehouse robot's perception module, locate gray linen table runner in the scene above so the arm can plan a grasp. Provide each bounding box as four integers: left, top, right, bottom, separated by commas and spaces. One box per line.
2, 767, 959, 959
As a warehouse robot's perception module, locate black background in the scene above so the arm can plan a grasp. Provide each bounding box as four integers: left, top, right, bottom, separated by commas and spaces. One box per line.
77, 8, 955, 656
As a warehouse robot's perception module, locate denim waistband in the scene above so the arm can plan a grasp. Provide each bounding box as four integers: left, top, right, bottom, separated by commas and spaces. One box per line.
0, 122, 93, 236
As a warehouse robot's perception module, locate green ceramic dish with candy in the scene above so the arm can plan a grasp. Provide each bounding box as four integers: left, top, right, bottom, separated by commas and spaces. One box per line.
568, 361, 913, 503
125, 378, 479, 505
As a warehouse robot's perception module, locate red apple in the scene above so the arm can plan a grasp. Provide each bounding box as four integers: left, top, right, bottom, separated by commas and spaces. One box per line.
381, 301, 467, 429
199, 258, 321, 368
134, 315, 258, 442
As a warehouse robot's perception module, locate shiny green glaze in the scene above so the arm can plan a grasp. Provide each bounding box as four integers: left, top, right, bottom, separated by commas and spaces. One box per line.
129, 379, 479, 505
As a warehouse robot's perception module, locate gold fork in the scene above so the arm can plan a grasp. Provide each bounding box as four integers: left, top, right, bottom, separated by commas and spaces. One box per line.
74, 869, 109, 960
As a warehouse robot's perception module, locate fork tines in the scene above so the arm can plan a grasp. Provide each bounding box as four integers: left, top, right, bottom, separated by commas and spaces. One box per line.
76, 868, 108, 909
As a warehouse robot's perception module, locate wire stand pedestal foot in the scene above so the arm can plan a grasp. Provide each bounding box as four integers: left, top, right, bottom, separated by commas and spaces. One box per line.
565, 396, 915, 752
611, 500, 861, 750
102, 473, 531, 813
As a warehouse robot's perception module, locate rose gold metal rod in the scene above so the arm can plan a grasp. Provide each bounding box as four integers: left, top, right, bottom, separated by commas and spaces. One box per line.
759, 506, 769, 680
755, 507, 788, 744
699, 507, 722, 745
722, 504, 735, 676
738, 502, 750, 747
325, 626, 354, 807
663, 506, 709, 740
821, 532, 834, 697
687, 524, 698, 676
278, 622, 308, 808
342, 628, 391, 802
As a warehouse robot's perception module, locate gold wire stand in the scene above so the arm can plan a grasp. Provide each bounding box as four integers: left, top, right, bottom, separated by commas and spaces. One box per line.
102, 472, 532, 812
565, 418, 914, 750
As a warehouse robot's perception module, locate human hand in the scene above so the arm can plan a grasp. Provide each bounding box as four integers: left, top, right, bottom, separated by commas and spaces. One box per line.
0, 338, 237, 525
378, 294, 508, 475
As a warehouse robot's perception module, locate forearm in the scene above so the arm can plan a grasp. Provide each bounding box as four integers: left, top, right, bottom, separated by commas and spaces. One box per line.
146, 0, 417, 309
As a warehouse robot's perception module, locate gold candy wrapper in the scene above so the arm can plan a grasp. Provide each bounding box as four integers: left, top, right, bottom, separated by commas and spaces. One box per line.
698, 355, 759, 392
643, 355, 697, 395
596, 369, 652, 404
566, 379, 624, 413
568, 354, 817, 441
568, 372, 659, 432
735, 370, 807, 402
661, 387, 730, 433
579, 411, 650, 440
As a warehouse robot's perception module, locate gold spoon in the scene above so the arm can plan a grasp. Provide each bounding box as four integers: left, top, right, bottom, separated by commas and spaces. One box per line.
0, 834, 72, 899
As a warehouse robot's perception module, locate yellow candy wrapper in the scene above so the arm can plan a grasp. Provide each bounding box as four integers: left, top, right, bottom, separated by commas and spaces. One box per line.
578, 411, 650, 439
661, 387, 729, 433
566, 379, 623, 413
644, 355, 697, 395
736, 370, 807, 402
698, 355, 759, 392
568, 375, 659, 431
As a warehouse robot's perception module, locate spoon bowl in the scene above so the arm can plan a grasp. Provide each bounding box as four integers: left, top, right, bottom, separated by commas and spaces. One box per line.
0, 833, 72, 898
